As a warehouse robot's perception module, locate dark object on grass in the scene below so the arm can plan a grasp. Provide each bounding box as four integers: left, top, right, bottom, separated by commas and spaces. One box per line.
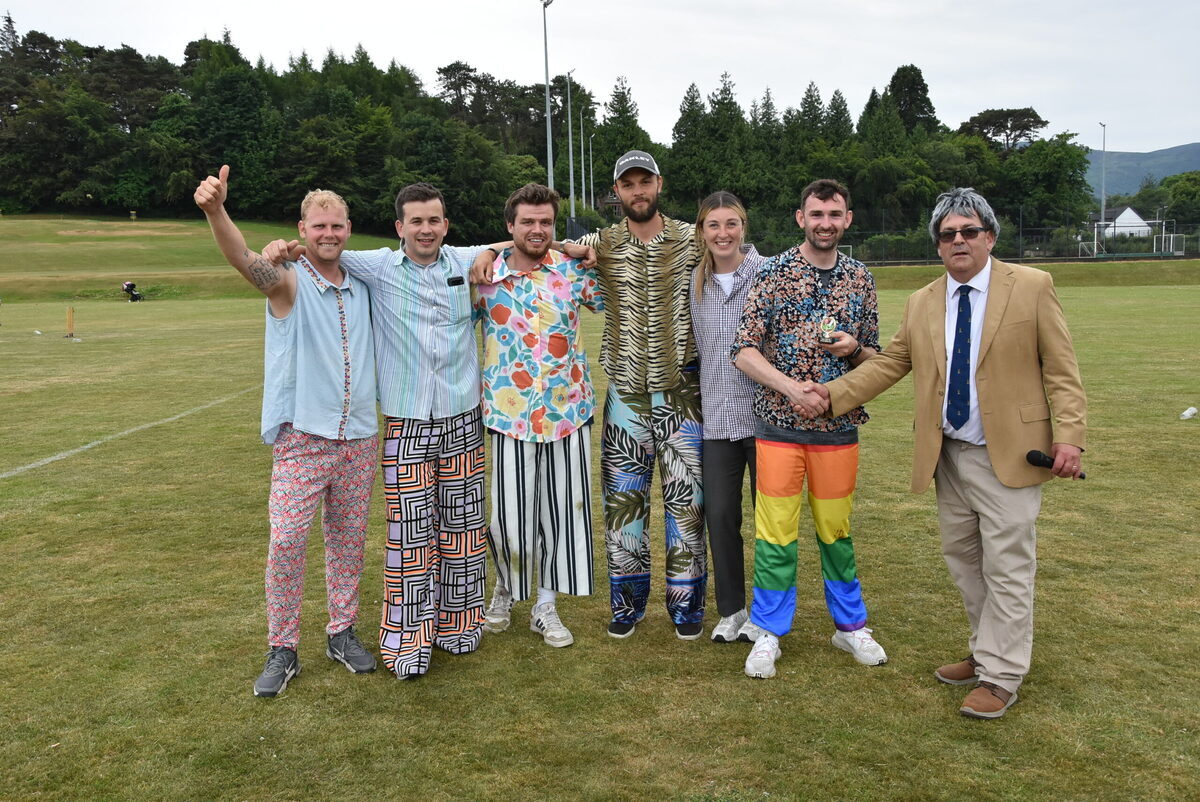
123, 282, 144, 302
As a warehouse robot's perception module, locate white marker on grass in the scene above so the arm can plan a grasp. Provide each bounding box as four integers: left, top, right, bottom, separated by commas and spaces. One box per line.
0, 387, 256, 480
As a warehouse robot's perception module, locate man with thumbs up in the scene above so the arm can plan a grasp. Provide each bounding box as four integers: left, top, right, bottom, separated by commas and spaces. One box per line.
195, 166, 379, 698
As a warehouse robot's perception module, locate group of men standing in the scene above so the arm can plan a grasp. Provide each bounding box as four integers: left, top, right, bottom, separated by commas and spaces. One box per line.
195, 146, 1085, 721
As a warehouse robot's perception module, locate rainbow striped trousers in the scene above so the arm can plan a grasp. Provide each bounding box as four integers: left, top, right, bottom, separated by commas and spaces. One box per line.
750, 439, 869, 636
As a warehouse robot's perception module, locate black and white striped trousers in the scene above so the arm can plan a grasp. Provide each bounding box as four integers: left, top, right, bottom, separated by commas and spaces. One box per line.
488, 426, 595, 601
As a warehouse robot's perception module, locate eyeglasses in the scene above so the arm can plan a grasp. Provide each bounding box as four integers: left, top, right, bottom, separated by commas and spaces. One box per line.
936, 226, 987, 243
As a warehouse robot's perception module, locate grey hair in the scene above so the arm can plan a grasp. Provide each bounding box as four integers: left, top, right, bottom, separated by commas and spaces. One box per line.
928, 187, 1000, 243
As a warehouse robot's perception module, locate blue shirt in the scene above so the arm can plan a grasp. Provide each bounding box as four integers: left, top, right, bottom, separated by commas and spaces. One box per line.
340, 244, 484, 420
261, 258, 377, 444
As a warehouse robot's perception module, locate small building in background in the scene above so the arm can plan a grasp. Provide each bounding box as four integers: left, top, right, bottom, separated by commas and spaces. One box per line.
1091, 206, 1152, 238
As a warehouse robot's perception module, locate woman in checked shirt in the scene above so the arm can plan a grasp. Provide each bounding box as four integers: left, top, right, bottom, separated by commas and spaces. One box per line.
689, 191, 768, 644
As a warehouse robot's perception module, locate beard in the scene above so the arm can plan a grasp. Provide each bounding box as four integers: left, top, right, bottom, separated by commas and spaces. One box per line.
515, 237, 551, 261
805, 230, 842, 252
622, 196, 660, 224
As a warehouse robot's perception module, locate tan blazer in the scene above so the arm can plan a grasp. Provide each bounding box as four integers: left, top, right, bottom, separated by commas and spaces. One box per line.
827, 259, 1086, 492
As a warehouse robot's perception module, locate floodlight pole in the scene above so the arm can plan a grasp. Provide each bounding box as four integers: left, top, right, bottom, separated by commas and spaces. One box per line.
542, 0, 554, 191
566, 69, 576, 219
579, 107, 587, 209
588, 133, 595, 212
1098, 122, 1107, 249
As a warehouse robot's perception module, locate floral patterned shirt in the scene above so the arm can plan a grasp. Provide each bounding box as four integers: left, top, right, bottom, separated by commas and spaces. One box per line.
474, 249, 604, 442
731, 246, 879, 432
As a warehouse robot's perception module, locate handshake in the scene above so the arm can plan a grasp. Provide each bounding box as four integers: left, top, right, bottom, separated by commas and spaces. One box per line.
790, 381, 830, 419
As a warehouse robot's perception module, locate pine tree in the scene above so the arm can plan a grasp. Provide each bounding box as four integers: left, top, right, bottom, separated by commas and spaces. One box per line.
594, 76, 652, 189
886, 64, 938, 134
857, 88, 880, 134
824, 89, 854, 142
668, 83, 709, 207
703, 72, 748, 192
0, 13, 18, 58
798, 81, 824, 138
860, 91, 908, 157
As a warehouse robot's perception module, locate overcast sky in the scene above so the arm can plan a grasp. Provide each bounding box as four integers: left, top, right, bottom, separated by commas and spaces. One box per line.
8, 0, 1198, 155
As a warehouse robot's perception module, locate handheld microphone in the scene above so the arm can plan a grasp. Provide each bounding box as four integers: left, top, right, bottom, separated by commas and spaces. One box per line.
1026, 450, 1085, 479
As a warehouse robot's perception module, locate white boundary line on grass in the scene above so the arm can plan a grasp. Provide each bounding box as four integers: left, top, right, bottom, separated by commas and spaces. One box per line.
0, 387, 257, 480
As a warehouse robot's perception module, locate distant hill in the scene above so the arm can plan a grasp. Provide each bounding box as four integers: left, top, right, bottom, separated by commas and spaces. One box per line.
1086, 143, 1200, 197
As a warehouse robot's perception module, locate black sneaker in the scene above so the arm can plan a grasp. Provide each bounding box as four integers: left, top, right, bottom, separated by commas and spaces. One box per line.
327, 626, 377, 674
607, 612, 644, 639
253, 646, 300, 698
675, 621, 704, 641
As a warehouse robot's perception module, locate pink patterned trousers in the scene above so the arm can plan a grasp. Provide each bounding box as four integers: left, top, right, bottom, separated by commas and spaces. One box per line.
266, 424, 378, 649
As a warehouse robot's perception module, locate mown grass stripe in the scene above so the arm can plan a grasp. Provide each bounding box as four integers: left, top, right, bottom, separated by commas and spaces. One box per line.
0, 387, 256, 479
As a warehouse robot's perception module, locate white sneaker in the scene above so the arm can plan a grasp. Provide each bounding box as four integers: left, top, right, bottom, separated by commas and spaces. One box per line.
711, 609, 749, 643
530, 602, 574, 648
736, 619, 767, 643
831, 627, 887, 666
744, 633, 781, 679
483, 586, 513, 633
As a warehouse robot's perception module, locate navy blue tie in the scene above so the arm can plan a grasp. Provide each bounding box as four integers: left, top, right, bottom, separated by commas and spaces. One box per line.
947, 286, 972, 430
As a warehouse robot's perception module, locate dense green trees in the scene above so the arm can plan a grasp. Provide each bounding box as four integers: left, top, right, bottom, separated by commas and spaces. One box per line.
959, 108, 1049, 151
1108, 171, 1200, 226
0, 17, 1100, 257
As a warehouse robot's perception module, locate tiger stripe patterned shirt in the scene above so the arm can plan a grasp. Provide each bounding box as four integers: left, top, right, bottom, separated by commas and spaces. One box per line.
575, 215, 699, 394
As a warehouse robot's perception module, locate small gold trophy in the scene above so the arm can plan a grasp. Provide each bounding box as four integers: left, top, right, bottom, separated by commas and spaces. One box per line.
818, 316, 838, 344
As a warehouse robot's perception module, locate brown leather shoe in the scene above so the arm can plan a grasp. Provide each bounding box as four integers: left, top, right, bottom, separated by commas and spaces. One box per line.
960, 682, 1018, 719
935, 655, 980, 685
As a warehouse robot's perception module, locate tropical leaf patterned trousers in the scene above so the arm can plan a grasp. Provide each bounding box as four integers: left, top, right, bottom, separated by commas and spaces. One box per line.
601, 375, 706, 625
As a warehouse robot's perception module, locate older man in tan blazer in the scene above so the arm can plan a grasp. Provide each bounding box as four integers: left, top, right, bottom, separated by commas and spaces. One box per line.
804, 187, 1086, 719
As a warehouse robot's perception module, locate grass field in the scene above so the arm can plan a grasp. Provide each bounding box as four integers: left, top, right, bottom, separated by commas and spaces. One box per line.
1, 217, 1198, 800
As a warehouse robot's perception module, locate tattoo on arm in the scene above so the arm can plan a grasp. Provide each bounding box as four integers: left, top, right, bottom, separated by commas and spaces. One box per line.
248, 256, 281, 289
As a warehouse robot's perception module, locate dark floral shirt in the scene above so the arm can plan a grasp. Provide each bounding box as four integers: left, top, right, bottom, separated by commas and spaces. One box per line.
731, 246, 879, 432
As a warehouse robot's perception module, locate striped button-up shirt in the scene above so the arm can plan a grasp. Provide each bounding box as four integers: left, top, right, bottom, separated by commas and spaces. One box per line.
576, 215, 699, 394
341, 244, 484, 420
690, 245, 767, 440
260, 257, 377, 444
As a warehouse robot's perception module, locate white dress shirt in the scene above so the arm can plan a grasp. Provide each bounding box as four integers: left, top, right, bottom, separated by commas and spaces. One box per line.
942, 258, 992, 445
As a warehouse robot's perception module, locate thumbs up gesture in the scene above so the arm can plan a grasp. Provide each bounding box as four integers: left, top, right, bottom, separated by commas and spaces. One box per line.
194, 164, 230, 213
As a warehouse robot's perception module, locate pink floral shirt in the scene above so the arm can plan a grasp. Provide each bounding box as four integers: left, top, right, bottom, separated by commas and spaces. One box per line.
474, 249, 604, 442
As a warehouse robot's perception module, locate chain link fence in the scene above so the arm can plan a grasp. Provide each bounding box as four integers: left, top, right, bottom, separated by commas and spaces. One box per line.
837, 223, 1200, 264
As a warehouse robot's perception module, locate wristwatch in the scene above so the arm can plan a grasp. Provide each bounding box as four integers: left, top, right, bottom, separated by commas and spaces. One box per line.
848, 344, 863, 361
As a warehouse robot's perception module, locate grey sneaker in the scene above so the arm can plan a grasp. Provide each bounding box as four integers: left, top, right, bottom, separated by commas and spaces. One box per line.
327, 626, 377, 673
530, 602, 574, 647
711, 609, 749, 643
736, 619, 767, 643
484, 585, 514, 633
253, 646, 300, 697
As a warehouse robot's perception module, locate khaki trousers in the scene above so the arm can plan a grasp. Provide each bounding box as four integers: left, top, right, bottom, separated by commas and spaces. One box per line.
934, 439, 1042, 693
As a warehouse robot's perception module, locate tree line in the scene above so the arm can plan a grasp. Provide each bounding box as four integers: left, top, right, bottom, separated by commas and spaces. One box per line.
0, 16, 1096, 258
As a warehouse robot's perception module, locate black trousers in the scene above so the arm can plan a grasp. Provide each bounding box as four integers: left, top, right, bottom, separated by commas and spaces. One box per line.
702, 437, 757, 617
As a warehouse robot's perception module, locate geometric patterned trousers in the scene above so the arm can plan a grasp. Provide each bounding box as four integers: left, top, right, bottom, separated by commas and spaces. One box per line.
266, 424, 378, 650
378, 408, 487, 676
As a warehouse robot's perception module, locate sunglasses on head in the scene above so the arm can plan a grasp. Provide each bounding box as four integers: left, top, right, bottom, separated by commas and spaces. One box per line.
936, 226, 987, 243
